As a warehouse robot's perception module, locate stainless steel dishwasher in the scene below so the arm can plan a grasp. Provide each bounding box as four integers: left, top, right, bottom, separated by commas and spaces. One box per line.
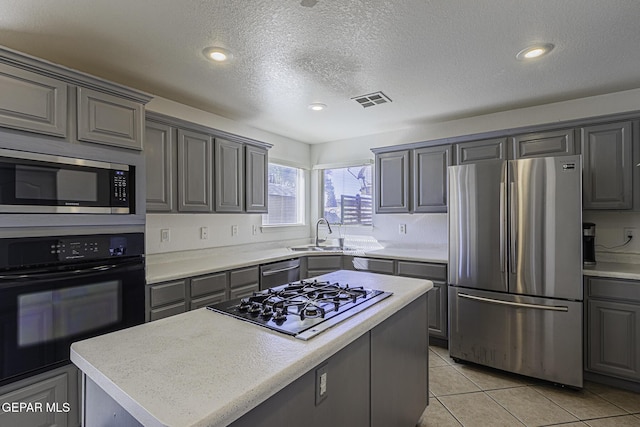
259, 258, 300, 290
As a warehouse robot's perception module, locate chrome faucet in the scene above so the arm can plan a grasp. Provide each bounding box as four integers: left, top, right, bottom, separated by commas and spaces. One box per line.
315, 218, 333, 246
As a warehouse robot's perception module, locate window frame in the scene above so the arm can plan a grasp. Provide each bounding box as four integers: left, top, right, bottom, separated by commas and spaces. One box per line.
319, 162, 374, 227
261, 161, 306, 228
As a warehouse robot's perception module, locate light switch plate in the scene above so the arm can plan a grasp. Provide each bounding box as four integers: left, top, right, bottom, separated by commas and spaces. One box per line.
315, 363, 328, 406
160, 229, 170, 242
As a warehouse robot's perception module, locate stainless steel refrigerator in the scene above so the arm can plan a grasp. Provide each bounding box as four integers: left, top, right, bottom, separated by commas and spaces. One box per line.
448, 155, 583, 388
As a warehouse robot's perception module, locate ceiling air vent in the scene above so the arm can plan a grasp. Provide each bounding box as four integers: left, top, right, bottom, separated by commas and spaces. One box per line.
352, 91, 392, 108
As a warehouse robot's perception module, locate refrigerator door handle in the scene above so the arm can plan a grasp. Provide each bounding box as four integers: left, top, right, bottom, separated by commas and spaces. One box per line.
458, 293, 569, 312
509, 181, 517, 274
499, 184, 505, 272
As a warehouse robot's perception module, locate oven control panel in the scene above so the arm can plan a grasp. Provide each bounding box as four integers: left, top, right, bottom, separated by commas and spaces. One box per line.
0, 233, 144, 269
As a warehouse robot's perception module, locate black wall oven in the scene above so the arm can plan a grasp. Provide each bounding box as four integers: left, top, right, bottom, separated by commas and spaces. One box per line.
0, 147, 133, 214
0, 232, 144, 386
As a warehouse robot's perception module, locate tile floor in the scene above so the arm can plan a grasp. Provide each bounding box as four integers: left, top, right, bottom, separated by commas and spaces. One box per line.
418, 346, 640, 427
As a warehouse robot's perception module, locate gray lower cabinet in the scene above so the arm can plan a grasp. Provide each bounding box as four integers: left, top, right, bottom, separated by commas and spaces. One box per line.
76, 87, 144, 150
375, 150, 410, 213
229, 266, 260, 299
581, 121, 633, 209
412, 145, 452, 213
510, 128, 576, 159
215, 138, 244, 212
455, 137, 507, 164
0, 364, 80, 427
190, 272, 228, 309
245, 145, 268, 213
585, 276, 640, 382
304, 256, 344, 278
0, 62, 68, 137
145, 120, 176, 212
147, 279, 187, 321
230, 294, 428, 427
178, 128, 214, 212
396, 261, 448, 340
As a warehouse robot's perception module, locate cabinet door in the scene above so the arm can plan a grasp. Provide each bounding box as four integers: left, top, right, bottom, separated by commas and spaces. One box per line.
587, 299, 640, 381
230, 283, 260, 300
582, 121, 633, 209
511, 128, 576, 159
351, 257, 395, 275
375, 150, 410, 213
77, 87, 144, 150
0, 62, 68, 137
145, 121, 176, 212
0, 364, 79, 427
412, 145, 451, 213
245, 145, 268, 213
215, 138, 244, 212
177, 129, 213, 212
455, 138, 506, 165
428, 282, 448, 339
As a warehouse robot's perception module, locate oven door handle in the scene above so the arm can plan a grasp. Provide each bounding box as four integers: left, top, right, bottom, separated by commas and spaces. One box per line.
0, 259, 143, 281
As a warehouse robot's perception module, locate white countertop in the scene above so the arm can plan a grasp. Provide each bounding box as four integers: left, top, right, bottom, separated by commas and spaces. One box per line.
583, 262, 640, 281
146, 243, 448, 284
71, 271, 432, 427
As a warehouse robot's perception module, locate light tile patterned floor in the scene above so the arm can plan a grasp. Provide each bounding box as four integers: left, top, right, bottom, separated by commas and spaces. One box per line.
418, 346, 640, 427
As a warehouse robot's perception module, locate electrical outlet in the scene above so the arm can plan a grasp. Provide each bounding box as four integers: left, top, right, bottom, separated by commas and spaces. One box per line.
160, 229, 170, 242
200, 226, 209, 240
624, 227, 636, 240
315, 364, 328, 406
231, 225, 238, 236
398, 224, 407, 234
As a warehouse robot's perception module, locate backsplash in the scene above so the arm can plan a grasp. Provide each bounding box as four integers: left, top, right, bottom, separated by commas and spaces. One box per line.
343, 213, 448, 248
583, 211, 640, 259
146, 214, 309, 254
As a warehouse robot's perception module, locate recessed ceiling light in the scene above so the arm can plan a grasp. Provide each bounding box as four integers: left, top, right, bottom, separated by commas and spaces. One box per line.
308, 103, 327, 111
203, 47, 233, 63
516, 43, 554, 60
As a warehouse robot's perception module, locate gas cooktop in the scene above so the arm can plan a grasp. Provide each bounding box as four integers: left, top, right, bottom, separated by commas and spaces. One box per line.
207, 279, 392, 340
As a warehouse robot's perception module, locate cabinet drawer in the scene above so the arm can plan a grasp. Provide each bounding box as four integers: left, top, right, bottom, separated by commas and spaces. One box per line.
150, 302, 186, 321
587, 277, 640, 303
191, 291, 226, 310
307, 256, 342, 270
77, 87, 144, 150
352, 257, 395, 274
397, 261, 447, 280
191, 272, 227, 298
149, 280, 186, 307
230, 283, 259, 300
230, 266, 259, 289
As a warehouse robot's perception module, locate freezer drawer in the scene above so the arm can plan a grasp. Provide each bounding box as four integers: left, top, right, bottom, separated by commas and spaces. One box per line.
449, 286, 583, 388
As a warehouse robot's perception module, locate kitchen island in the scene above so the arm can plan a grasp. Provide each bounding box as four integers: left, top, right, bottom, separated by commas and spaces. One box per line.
71, 271, 432, 427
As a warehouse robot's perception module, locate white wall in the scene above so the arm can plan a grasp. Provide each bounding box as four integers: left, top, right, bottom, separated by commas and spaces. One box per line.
310, 88, 640, 251
584, 211, 640, 257
146, 96, 312, 254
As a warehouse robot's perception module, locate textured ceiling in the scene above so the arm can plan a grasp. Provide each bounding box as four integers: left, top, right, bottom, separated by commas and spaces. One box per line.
1, 0, 639, 144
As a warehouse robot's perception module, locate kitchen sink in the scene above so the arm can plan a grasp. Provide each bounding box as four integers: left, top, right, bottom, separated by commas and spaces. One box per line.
289, 245, 351, 252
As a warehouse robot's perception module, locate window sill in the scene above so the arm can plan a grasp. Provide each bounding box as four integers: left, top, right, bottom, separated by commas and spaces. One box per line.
260, 224, 307, 233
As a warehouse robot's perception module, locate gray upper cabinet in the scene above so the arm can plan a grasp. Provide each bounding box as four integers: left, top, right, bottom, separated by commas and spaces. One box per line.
0, 62, 68, 137
582, 121, 633, 209
178, 129, 213, 212
455, 138, 507, 164
412, 145, 451, 213
77, 87, 144, 150
215, 138, 244, 212
245, 145, 268, 213
510, 128, 576, 159
145, 121, 176, 212
375, 150, 410, 213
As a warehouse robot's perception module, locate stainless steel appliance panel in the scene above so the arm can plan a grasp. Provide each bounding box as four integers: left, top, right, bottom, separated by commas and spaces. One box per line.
448, 160, 506, 292
259, 258, 300, 290
508, 156, 582, 300
449, 286, 583, 388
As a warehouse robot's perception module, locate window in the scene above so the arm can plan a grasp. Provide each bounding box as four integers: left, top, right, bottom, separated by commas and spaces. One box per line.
262, 163, 304, 226
322, 165, 372, 225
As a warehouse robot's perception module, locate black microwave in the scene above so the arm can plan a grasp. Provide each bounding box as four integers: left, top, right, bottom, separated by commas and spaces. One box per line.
0, 148, 133, 214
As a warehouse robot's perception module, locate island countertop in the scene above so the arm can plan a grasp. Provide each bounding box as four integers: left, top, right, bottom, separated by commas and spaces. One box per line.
70, 271, 432, 427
